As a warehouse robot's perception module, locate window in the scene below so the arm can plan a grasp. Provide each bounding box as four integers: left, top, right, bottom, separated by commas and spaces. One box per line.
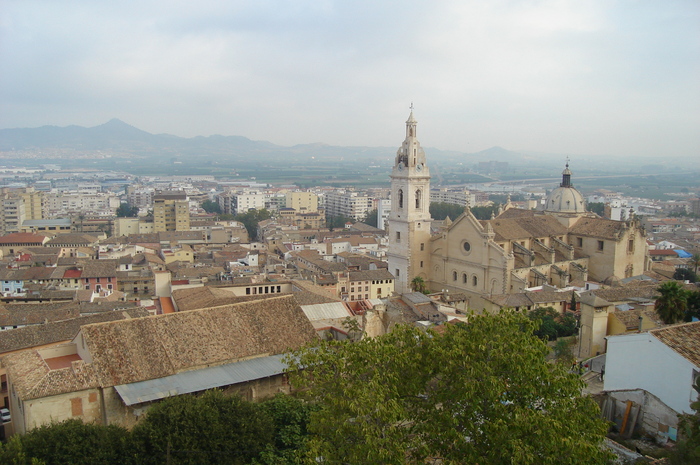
415, 189, 422, 209
453, 271, 457, 281
396, 231, 401, 242
420, 243, 424, 251
598, 240, 604, 251
420, 261, 423, 268
472, 276, 478, 286
398, 189, 404, 209
463, 241, 471, 252
628, 239, 634, 253
462, 273, 467, 284
395, 269, 400, 277
577, 237, 583, 247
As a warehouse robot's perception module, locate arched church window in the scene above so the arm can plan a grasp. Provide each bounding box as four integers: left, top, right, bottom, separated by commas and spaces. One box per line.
452, 271, 457, 281
462, 273, 467, 284
472, 276, 478, 287
398, 189, 403, 209
415, 189, 421, 209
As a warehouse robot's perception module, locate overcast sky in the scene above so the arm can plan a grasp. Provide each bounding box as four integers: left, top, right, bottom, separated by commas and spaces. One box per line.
1, 0, 698, 159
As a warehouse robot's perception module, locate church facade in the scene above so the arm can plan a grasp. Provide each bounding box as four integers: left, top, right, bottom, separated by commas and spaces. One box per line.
387, 111, 650, 303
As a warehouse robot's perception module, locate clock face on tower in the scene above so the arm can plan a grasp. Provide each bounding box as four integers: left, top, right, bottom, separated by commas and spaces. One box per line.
416, 163, 423, 172
398, 162, 404, 171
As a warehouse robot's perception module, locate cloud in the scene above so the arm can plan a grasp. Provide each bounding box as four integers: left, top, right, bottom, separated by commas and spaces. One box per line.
1, 0, 698, 158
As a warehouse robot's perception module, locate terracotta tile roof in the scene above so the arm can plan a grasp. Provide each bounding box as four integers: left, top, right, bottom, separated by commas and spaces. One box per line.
349, 269, 395, 282
484, 215, 568, 241
650, 321, 700, 368
610, 309, 663, 330
0, 309, 149, 354
81, 260, 118, 278
494, 208, 537, 219
45, 234, 98, 246
0, 233, 49, 245
80, 295, 318, 387
590, 283, 660, 303
569, 217, 631, 240
2, 350, 98, 401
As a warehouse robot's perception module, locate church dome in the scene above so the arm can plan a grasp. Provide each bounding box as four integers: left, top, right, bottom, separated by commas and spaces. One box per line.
545, 163, 585, 214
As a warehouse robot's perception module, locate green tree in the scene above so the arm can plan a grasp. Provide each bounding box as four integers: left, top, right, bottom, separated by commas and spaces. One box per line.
129, 389, 274, 465
0, 419, 129, 465
361, 208, 379, 228
255, 395, 318, 464
674, 268, 698, 283
410, 276, 428, 294
234, 209, 272, 241
690, 253, 700, 275
655, 281, 688, 324
429, 202, 465, 221
200, 199, 222, 214
471, 204, 501, 220
685, 290, 700, 322
326, 214, 354, 231
116, 203, 139, 217
587, 202, 605, 216
671, 377, 700, 464
286, 312, 613, 464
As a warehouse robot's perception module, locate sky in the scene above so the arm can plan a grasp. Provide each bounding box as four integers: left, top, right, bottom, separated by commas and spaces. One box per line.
1, 0, 699, 159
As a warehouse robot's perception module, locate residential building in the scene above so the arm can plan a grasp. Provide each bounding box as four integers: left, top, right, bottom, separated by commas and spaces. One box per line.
153, 192, 190, 232
605, 321, 700, 415
325, 190, 374, 222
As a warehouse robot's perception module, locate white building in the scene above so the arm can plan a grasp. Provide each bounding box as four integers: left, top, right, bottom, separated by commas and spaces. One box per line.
377, 198, 391, 230
604, 321, 700, 414
325, 190, 374, 221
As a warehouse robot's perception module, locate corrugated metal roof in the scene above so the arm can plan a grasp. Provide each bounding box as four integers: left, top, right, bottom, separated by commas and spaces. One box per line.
301, 302, 351, 321
403, 292, 432, 304
114, 354, 287, 406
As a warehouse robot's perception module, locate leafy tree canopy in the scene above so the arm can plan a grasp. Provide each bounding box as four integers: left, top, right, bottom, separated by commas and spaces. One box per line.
0, 419, 129, 465
234, 208, 272, 241
130, 389, 274, 465
361, 208, 379, 228
200, 199, 222, 214
287, 311, 612, 464
527, 306, 577, 341
429, 202, 465, 221
587, 202, 605, 216
326, 214, 354, 231
674, 268, 699, 283
115, 203, 139, 217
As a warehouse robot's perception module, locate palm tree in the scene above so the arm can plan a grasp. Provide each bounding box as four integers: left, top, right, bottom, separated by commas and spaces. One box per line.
411, 276, 428, 294
655, 281, 688, 324
691, 253, 700, 275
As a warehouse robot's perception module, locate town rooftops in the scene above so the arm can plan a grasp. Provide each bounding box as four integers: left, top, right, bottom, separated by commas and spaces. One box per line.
484, 215, 568, 241
650, 321, 700, 368
80, 294, 317, 387
569, 217, 635, 241
0, 233, 50, 245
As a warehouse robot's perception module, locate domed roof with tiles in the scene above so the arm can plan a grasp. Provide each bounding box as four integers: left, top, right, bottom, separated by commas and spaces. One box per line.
545, 163, 585, 214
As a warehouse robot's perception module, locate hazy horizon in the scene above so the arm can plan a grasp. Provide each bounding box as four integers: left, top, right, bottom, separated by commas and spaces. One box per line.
1, 1, 699, 160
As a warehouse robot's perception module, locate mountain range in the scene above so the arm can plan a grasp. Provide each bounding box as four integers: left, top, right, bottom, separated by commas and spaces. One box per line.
0, 119, 534, 166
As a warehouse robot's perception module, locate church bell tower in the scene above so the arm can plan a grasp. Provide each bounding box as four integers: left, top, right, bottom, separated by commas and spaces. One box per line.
387, 107, 432, 294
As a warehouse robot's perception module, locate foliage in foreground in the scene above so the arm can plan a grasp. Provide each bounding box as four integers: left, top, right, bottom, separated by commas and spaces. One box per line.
287, 311, 613, 465
0, 393, 314, 465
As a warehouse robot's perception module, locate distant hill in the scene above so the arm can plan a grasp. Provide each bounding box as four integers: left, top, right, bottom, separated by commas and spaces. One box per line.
0, 119, 538, 166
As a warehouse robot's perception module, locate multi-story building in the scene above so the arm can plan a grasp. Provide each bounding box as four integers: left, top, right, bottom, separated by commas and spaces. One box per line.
430, 188, 474, 208
153, 192, 190, 232
44, 192, 120, 217
286, 192, 319, 213
126, 185, 155, 209
0, 188, 44, 236
325, 190, 374, 221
